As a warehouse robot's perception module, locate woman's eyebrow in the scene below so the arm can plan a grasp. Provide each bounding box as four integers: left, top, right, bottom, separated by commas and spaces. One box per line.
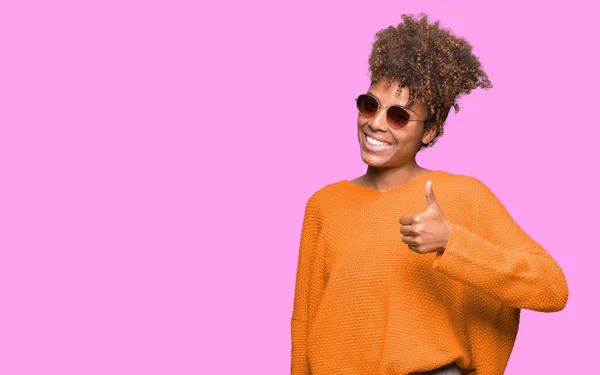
366, 92, 417, 114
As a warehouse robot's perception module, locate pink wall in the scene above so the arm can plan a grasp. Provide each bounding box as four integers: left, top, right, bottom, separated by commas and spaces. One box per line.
0, 0, 597, 373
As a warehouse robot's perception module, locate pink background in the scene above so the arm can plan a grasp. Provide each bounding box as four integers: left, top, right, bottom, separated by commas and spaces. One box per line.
0, 0, 598, 374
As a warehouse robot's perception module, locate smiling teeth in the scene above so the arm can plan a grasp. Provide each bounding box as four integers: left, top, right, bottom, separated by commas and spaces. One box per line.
366, 135, 391, 147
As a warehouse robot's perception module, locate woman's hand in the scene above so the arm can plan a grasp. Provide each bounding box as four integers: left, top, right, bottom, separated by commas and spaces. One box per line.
399, 180, 452, 255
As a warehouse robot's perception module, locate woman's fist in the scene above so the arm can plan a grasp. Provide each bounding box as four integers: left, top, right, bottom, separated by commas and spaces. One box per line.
399, 180, 452, 255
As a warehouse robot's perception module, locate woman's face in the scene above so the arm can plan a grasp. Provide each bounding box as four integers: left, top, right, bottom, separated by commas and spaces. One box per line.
357, 80, 436, 168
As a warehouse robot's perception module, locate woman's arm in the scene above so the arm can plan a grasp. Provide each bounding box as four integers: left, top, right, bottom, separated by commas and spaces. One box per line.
432, 177, 569, 312
291, 195, 322, 375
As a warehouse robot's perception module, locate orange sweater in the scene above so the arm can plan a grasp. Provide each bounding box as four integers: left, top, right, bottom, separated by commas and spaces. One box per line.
290, 170, 568, 375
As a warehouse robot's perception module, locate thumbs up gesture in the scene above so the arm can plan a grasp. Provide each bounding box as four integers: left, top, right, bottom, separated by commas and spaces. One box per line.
399, 180, 453, 254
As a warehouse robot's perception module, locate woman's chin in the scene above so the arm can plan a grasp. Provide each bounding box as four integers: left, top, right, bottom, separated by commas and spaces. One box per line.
360, 149, 391, 166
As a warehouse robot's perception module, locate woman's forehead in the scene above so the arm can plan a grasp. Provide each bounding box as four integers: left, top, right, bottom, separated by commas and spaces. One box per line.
369, 81, 421, 106
370, 80, 408, 96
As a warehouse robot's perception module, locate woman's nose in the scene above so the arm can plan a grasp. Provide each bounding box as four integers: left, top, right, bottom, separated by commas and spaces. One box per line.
369, 106, 388, 131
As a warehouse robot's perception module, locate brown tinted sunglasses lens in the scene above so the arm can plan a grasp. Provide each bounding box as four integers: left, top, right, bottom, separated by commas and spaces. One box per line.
356, 95, 378, 116
387, 106, 411, 128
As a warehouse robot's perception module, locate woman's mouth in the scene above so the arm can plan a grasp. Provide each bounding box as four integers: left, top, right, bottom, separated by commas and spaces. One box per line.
363, 133, 393, 152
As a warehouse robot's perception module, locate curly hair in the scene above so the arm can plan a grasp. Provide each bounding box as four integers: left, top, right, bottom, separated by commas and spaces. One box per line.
368, 13, 492, 149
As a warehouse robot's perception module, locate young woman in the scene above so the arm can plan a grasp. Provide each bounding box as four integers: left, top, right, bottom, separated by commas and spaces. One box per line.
290, 13, 568, 375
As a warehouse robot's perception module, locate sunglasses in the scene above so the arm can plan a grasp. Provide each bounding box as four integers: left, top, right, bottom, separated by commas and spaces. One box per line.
355, 94, 429, 129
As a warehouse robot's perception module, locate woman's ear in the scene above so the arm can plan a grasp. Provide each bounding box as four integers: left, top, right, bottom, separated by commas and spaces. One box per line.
422, 123, 438, 145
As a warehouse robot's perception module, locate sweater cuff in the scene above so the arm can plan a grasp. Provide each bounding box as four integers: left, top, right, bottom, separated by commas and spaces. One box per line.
432, 222, 475, 277
291, 319, 310, 375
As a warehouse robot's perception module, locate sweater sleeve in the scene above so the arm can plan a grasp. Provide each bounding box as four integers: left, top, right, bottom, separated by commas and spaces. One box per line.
291, 195, 322, 375
432, 178, 569, 312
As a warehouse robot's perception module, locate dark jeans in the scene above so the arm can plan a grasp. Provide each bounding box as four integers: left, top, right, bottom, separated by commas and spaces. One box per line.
409, 362, 462, 375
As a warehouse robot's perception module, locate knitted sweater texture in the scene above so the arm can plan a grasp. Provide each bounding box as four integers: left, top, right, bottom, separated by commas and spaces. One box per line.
290, 170, 568, 375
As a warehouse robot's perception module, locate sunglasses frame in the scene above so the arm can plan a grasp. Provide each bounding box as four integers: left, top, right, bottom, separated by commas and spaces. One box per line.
355, 93, 429, 129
